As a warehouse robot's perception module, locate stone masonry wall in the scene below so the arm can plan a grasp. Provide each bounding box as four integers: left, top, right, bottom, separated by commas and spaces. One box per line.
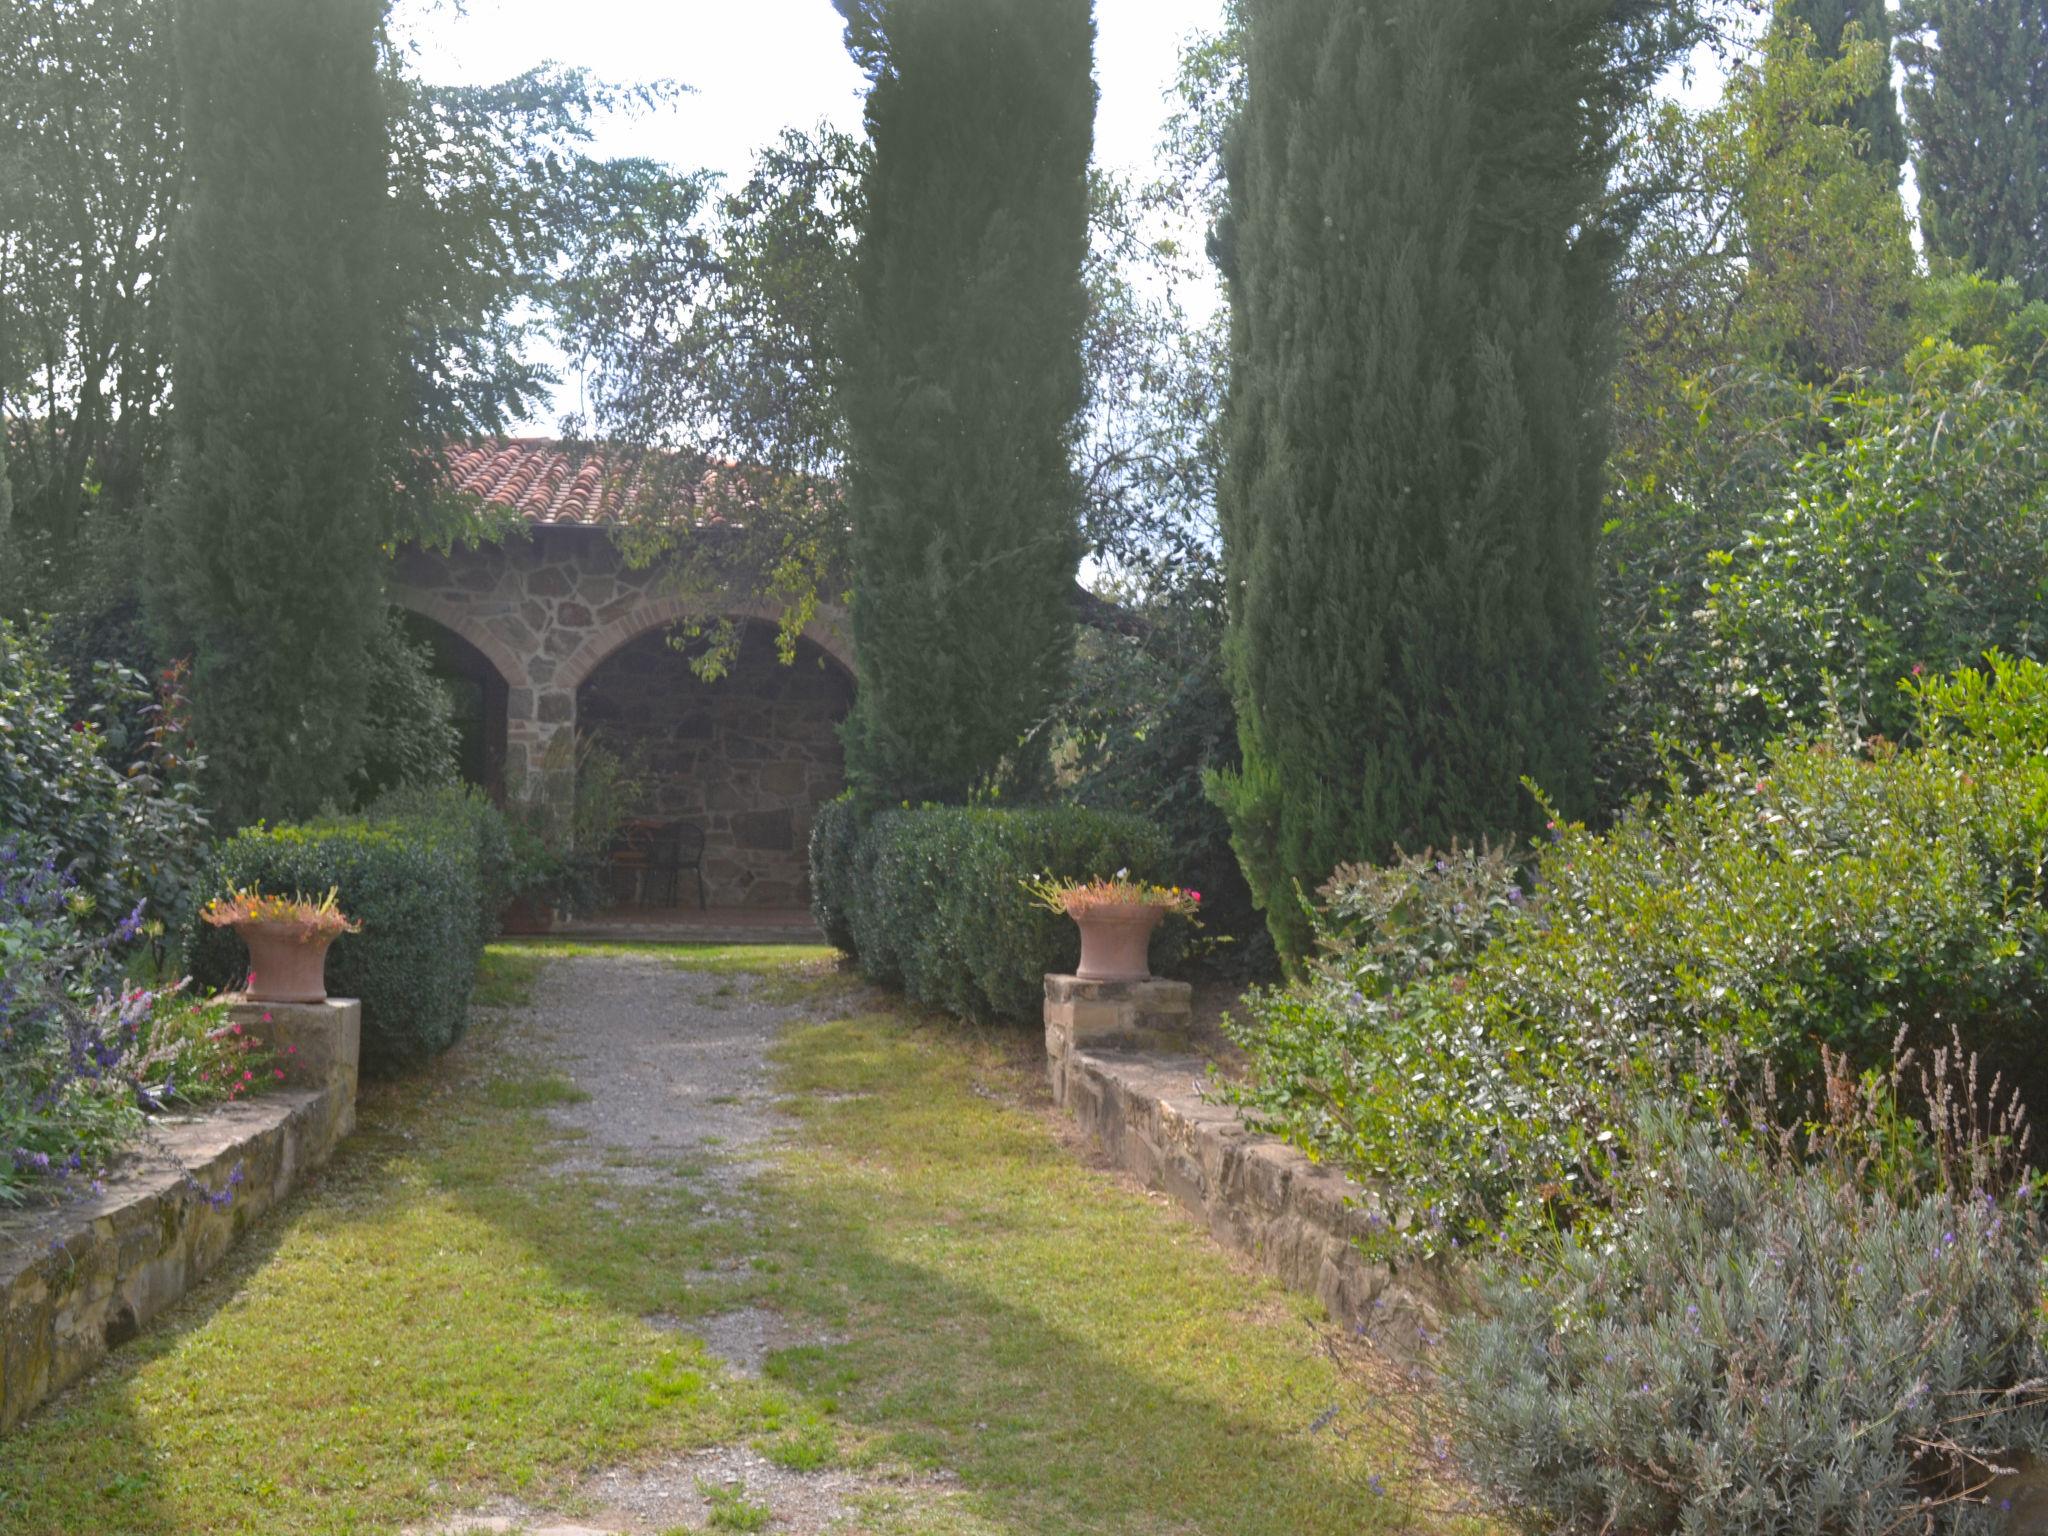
0, 1000, 359, 1432
389, 531, 855, 816
1044, 975, 1458, 1348
578, 626, 853, 909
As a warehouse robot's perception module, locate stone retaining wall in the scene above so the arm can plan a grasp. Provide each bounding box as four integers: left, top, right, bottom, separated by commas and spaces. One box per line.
1044, 975, 1454, 1345
0, 999, 359, 1432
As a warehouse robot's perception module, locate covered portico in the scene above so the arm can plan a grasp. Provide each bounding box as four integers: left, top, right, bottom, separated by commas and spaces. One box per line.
392, 440, 856, 912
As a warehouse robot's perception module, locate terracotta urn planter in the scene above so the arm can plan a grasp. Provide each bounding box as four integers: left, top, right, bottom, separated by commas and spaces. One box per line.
201, 887, 360, 1006
1071, 901, 1168, 983
234, 920, 343, 1004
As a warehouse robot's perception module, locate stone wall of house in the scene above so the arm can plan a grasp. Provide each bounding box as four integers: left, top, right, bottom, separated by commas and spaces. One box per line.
578, 627, 853, 909
388, 530, 854, 815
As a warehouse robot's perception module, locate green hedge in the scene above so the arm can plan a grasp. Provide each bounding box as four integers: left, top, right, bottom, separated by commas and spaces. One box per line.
186, 790, 505, 1075
811, 803, 1183, 1022
808, 796, 863, 955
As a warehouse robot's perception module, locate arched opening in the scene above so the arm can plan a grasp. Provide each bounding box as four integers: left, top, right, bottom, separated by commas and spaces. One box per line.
576, 620, 855, 911
399, 609, 511, 802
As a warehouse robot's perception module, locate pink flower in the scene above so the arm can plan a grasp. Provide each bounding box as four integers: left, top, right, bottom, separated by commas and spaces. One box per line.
262, 1012, 273, 1024
1188, 891, 1202, 903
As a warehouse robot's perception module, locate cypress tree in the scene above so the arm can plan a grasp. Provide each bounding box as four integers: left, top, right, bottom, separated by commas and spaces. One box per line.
1902, 0, 2048, 299
834, 0, 1095, 806
154, 0, 391, 827
1778, 0, 1910, 172
1210, 0, 1688, 962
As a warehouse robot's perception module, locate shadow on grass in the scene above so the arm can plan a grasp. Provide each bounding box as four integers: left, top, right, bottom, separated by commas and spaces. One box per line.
0, 959, 1443, 1536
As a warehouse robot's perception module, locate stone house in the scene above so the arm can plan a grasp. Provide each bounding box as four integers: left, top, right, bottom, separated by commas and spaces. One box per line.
391, 440, 854, 911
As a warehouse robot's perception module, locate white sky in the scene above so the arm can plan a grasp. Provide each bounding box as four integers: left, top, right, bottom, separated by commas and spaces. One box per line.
395, 0, 1228, 430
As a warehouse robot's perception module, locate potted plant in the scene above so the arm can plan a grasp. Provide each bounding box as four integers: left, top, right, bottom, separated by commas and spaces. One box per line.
1026, 870, 1200, 983
200, 886, 361, 1004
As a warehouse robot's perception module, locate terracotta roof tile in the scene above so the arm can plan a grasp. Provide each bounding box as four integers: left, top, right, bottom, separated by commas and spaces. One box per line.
443, 438, 718, 527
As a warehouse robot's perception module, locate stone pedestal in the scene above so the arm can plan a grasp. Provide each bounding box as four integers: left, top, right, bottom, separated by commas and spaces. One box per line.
227, 997, 361, 1139
1043, 974, 1194, 1107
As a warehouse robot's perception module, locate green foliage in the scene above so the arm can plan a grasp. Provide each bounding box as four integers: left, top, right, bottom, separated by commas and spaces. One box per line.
1212, 0, 1695, 963
836, 0, 1094, 805
368, 782, 512, 957
0, 618, 207, 942
1902, 0, 2048, 301
151, 0, 392, 829
1724, 22, 1919, 379
0, 0, 178, 612
1057, 623, 1271, 976
1443, 1106, 2048, 1534
1225, 702, 2048, 1258
187, 805, 496, 1075
349, 610, 461, 808
1775, 0, 1910, 171
814, 804, 1180, 1022
1600, 345, 2048, 792
806, 795, 862, 954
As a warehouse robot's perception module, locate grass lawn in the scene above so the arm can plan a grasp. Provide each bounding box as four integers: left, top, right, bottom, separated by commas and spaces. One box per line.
0, 947, 1443, 1535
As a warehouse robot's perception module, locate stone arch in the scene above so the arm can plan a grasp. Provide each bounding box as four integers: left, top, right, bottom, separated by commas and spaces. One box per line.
389, 587, 524, 688
557, 594, 855, 695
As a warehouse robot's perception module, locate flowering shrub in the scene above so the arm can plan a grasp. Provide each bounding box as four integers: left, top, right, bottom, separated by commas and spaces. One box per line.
0, 618, 208, 949
0, 840, 274, 1204
1223, 692, 2048, 1258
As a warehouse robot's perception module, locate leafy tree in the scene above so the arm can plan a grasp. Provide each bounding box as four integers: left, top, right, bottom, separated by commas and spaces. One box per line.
1776, 0, 1910, 172
1, 0, 644, 624
0, 0, 179, 611
1901, 0, 2048, 300
152, 0, 393, 827
1211, 0, 1697, 961
832, 0, 1096, 806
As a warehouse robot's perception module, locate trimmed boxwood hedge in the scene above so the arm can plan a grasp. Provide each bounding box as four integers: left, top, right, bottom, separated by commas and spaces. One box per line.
186, 790, 504, 1075
811, 800, 1184, 1022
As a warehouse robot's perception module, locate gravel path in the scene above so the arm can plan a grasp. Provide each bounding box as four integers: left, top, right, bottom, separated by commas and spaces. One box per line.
420, 956, 944, 1536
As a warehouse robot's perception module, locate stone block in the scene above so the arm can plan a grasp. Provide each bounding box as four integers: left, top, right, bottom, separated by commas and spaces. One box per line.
733, 809, 794, 852
230, 999, 361, 1116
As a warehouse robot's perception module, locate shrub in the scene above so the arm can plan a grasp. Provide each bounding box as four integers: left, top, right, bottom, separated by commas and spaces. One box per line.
1441, 1102, 2048, 1535
369, 782, 512, 955
186, 808, 488, 1075
1599, 346, 2048, 799
820, 805, 1181, 1022
0, 618, 208, 944
1224, 702, 2048, 1257
0, 840, 270, 1203
807, 795, 862, 954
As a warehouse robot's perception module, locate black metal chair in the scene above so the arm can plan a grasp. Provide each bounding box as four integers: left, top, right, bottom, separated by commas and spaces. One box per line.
646, 821, 708, 910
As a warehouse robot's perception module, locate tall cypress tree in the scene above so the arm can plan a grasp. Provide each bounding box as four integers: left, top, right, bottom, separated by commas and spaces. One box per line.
1211, 0, 1690, 962
834, 0, 1095, 806
1779, 0, 1910, 171
1902, 0, 2048, 298
154, 0, 391, 826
